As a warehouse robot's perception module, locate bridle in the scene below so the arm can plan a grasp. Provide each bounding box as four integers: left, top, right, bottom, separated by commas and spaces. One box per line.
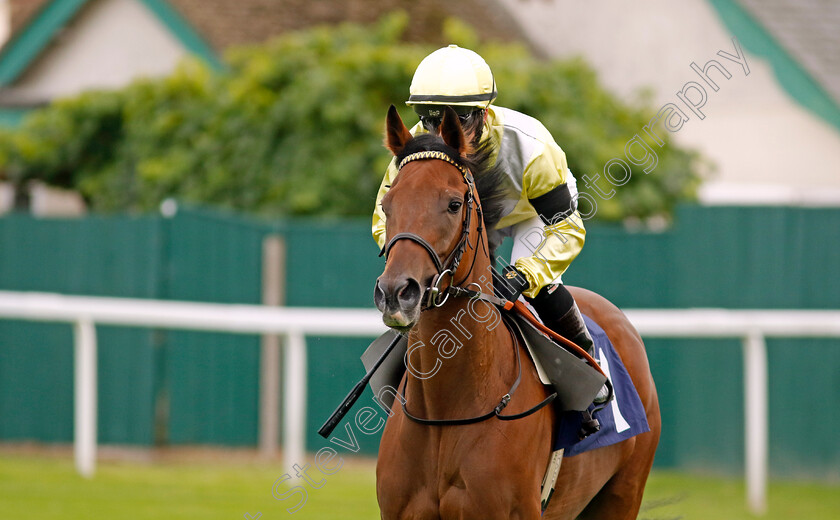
378, 149, 558, 426
379, 150, 491, 309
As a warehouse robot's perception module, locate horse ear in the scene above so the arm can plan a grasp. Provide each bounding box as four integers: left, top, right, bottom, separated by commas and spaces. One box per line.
440, 106, 470, 156
385, 105, 413, 156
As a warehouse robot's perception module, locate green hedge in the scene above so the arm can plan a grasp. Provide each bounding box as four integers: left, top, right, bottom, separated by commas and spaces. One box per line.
0, 13, 701, 221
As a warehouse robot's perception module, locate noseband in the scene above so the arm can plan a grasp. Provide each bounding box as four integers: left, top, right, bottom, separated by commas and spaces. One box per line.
379, 150, 485, 308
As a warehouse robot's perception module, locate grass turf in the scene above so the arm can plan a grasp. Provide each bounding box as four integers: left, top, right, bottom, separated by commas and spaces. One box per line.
1, 451, 838, 519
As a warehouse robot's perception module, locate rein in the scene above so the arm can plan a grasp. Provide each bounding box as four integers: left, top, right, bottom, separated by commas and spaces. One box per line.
381, 149, 557, 427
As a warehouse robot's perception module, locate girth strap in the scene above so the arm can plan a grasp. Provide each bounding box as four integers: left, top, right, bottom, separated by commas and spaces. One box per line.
401, 318, 557, 426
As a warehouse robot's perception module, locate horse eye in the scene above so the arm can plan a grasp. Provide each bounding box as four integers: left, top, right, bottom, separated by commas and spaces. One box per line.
448, 200, 463, 213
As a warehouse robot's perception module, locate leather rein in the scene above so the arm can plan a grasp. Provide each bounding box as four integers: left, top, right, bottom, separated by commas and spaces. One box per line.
379, 149, 557, 426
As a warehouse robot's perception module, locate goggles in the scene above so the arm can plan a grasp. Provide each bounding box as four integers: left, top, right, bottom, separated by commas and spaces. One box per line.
413, 105, 483, 130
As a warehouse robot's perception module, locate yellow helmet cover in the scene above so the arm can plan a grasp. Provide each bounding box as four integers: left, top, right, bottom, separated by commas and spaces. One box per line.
408, 45, 497, 113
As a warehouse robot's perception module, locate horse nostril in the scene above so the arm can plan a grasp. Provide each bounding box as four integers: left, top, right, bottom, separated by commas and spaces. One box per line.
375, 276, 422, 314
374, 279, 387, 310
397, 278, 421, 308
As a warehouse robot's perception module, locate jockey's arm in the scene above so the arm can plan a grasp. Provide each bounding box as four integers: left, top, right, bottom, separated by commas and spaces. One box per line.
514, 141, 586, 299
372, 158, 400, 250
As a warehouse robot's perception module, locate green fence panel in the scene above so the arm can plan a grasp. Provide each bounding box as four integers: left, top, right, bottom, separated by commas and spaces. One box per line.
165, 329, 261, 445
670, 206, 840, 309
279, 219, 386, 454
1, 205, 838, 480
797, 209, 840, 308
306, 337, 385, 457
281, 219, 384, 308
563, 225, 678, 308
96, 326, 158, 444
163, 209, 268, 445
0, 321, 73, 441
646, 338, 745, 474
767, 338, 840, 480
0, 215, 162, 444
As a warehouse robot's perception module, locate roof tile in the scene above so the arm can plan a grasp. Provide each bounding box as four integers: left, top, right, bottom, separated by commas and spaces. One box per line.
738, 0, 840, 105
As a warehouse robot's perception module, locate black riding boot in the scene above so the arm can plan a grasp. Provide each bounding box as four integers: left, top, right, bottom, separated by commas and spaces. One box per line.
528, 284, 608, 404
528, 284, 593, 352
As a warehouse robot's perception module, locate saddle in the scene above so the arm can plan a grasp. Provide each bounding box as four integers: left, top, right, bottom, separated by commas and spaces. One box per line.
361, 302, 607, 414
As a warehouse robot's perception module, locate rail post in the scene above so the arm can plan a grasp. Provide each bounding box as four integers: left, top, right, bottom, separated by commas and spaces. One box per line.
260, 235, 285, 458
743, 329, 768, 515
284, 330, 307, 467
74, 318, 97, 478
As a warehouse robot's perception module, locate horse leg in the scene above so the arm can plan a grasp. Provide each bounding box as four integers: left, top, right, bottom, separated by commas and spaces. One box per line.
541, 442, 630, 520
576, 427, 660, 520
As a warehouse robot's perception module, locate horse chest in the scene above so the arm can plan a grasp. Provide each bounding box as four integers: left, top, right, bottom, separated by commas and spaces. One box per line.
378, 424, 533, 519
378, 470, 506, 520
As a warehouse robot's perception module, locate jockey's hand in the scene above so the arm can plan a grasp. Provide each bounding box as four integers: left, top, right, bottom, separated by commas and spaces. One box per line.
493, 265, 530, 304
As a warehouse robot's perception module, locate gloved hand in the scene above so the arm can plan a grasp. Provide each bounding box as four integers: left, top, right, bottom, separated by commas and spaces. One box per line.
493, 265, 530, 303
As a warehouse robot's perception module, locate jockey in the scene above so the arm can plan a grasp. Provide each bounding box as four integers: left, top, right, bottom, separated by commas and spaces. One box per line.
372, 45, 605, 402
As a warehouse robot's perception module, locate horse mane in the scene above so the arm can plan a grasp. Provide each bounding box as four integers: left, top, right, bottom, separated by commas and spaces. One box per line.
395, 134, 509, 245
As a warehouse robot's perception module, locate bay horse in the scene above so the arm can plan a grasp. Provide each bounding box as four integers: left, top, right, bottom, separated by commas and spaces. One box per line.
373, 105, 661, 519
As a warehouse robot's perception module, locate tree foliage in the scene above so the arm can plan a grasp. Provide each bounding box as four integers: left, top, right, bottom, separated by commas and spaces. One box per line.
0, 13, 702, 221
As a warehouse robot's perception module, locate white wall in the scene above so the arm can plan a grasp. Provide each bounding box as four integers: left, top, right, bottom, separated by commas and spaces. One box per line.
0, 0, 10, 48
0, 182, 87, 216
498, 0, 840, 205
14, 0, 188, 99
0, 182, 13, 213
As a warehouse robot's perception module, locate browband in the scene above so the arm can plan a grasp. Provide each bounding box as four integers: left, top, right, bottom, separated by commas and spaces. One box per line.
398, 150, 471, 178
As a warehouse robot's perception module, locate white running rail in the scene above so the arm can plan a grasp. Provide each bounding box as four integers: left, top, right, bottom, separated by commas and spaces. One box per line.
0, 291, 386, 482
1, 290, 839, 515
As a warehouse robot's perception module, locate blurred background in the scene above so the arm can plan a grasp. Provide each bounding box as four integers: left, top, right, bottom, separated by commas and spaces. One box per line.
0, 0, 838, 519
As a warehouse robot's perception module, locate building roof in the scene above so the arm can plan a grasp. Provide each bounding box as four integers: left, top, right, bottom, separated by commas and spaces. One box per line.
7, 0, 50, 36
3, 0, 526, 62
165, 0, 525, 53
0, 0, 526, 125
737, 0, 840, 107
0, 0, 219, 88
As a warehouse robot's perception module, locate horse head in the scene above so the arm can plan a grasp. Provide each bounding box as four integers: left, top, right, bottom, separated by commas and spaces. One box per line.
374, 105, 483, 331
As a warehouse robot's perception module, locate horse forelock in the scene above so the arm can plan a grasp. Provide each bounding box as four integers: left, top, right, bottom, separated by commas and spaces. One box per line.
394, 134, 509, 252
394, 134, 461, 170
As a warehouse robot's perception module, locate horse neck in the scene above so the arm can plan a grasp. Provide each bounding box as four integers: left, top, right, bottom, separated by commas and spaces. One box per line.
405, 249, 515, 416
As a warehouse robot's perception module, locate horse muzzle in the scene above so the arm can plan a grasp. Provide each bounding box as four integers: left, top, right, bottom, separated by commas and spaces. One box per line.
374, 276, 423, 330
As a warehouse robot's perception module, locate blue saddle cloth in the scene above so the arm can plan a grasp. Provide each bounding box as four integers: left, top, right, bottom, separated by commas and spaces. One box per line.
554, 315, 650, 456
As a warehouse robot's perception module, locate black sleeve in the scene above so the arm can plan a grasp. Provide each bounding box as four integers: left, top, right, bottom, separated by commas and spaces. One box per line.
529, 183, 575, 225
